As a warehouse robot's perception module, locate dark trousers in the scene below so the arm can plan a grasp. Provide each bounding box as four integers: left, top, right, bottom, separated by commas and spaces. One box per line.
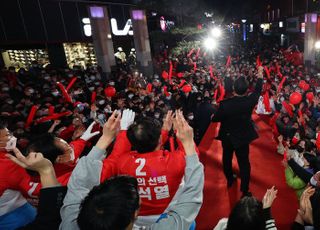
221, 137, 251, 192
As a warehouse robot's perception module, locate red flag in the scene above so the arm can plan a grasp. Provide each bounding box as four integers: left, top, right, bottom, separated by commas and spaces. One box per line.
316, 132, 320, 150
162, 70, 169, 80
91, 92, 97, 104
163, 86, 170, 97
193, 62, 197, 72
256, 56, 262, 67
226, 56, 231, 67
217, 84, 225, 102
169, 61, 173, 80
146, 83, 153, 93
278, 76, 287, 93
178, 80, 186, 88
66, 77, 77, 92
263, 91, 271, 113
37, 111, 73, 124
57, 82, 72, 103
209, 65, 213, 78
196, 48, 201, 59
48, 106, 55, 116
298, 110, 305, 127
187, 48, 195, 57
264, 66, 270, 79
25, 105, 39, 128
282, 101, 294, 117
213, 89, 218, 100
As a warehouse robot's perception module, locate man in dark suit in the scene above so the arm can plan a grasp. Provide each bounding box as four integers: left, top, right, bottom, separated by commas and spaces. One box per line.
211, 66, 264, 197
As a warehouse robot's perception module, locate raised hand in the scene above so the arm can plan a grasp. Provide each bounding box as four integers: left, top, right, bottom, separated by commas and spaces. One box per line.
96, 111, 121, 150
7, 148, 53, 174
262, 186, 278, 209
162, 110, 174, 131
120, 109, 135, 130
80, 122, 100, 141
6, 148, 58, 188
298, 186, 315, 224
173, 110, 195, 156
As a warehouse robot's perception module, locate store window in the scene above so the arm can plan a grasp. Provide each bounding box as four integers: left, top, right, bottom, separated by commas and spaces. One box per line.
63, 43, 97, 69
2, 49, 49, 70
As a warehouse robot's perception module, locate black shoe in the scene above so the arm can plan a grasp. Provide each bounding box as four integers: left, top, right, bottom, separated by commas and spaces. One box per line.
241, 191, 252, 198
227, 174, 237, 188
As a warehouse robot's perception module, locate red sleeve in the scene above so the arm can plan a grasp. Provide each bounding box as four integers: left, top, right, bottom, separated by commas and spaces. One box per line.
6, 162, 41, 198
59, 125, 75, 140
175, 135, 200, 156
109, 131, 131, 158
100, 131, 132, 182
100, 159, 119, 182
69, 139, 87, 162
161, 130, 169, 146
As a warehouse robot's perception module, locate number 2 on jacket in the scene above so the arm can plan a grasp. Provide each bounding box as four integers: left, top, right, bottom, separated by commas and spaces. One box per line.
135, 158, 146, 176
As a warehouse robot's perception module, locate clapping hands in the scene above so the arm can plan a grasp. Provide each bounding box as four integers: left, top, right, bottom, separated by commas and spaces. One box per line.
262, 186, 278, 209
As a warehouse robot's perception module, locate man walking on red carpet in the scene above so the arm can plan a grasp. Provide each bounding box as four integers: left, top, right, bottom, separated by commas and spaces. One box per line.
211, 66, 264, 197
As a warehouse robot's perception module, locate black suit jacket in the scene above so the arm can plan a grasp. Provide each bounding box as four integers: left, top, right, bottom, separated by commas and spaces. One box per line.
212, 78, 263, 147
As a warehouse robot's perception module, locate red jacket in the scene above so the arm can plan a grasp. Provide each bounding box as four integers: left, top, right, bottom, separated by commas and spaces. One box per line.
100, 130, 198, 216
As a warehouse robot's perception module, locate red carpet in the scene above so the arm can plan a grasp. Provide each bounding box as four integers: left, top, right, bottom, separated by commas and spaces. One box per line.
196, 114, 299, 230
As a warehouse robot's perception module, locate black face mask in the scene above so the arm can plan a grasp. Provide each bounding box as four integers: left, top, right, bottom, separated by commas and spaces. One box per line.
296, 146, 304, 153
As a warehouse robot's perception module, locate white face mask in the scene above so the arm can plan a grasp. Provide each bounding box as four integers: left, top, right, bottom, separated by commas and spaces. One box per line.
128, 94, 134, 99
97, 113, 106, 120
52, 91, 59, 97
188, 115, 194, 120
5, 136, 17, 151
154, 113, 160, 119
98, 100, 105, 105
89, 87, 95, 91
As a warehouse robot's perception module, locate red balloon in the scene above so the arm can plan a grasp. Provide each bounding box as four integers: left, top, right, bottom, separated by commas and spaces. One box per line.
146, 83, 152, 93
177, 72, 184, 78
298, 80, 306, 89
306, 92, 314, 102
302, 83, 310, 91
162, 71, 168, 80
104, 87, 116, 98
289, 92, 302, 105
182, 85, 192, 93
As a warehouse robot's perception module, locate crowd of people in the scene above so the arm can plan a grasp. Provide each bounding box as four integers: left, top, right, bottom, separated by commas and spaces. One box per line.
0, 40, 319, 230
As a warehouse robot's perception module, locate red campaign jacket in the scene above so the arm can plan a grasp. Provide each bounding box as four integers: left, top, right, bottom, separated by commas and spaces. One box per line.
53, 139, 86, 178
100, 130, 198, 216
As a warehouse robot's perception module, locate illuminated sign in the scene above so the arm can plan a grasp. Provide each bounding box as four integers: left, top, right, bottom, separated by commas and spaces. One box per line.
82, 18, 133, 37
110, 18, 133, 36
301, 23, 305, 33
89, 6, 104, 18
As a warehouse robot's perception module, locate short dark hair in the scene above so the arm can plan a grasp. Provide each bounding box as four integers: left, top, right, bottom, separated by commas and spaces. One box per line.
78, 176, 140, 230
227, 197, 265, 230
127, 117, 161, 153
234, 77, 248, 95
27, 133, 62, 163
0, 119, 7, 130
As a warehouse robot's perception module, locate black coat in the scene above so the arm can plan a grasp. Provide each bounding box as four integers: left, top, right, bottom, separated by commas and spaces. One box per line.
212, 78, 263, 148
19, 186, 67, 230
194, 100, 216, 145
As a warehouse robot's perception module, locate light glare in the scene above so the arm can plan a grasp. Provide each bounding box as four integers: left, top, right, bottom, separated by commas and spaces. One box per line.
211, 27, 222, 38
204, 38, 217, 50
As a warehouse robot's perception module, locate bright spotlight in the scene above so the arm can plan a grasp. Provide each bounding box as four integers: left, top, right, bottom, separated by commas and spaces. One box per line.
211, 27, 222, 38
315, 41, 320, 50
204, 38, 217, 50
